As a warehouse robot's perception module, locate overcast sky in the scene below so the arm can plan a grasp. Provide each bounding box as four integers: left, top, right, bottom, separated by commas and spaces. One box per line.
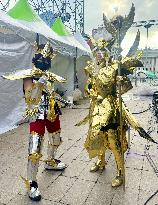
85, 0, 158, 55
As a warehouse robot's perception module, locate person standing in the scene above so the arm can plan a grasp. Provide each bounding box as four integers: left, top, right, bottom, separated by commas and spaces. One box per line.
3, 42, 69, 201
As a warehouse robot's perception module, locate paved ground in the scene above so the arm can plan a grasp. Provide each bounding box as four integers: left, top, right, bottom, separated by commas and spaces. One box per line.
0, 87, 158, 205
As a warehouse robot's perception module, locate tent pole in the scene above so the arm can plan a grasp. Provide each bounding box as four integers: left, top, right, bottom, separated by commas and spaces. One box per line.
36, 33, 39, 47
74, 47, 78, 90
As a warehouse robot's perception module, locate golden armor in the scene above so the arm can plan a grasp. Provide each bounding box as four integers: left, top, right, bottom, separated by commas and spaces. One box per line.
76, 4, 156, 187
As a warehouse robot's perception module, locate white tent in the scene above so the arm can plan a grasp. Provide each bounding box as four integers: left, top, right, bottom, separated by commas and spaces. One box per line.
0, 0, 92, 134
47, 19, 91, 98
0, 14, 91, 134
74, 32, 92, 55
0, 35, 89, 134
0, 10, 90, 57
50, 17, 91, 57
49, 54, 90, 97
0, 30, 33, 134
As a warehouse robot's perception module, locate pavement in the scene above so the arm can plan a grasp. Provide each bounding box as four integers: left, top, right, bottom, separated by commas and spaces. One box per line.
0, 87, 158, 205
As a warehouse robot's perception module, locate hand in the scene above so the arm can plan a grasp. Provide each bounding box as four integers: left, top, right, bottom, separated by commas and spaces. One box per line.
38, 75, 48, 85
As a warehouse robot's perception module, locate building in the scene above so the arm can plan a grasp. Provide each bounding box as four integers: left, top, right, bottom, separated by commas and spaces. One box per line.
137, 48, 158, 73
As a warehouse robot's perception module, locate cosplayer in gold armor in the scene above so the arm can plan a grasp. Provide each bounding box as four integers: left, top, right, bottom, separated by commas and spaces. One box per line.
3, 42, 70, 201
76, 4, 157, 188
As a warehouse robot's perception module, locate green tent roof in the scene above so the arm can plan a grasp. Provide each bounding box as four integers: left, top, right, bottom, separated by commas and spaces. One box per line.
51, 18, 71, 36
143, 70, 156, 79
8, 0, 40, 22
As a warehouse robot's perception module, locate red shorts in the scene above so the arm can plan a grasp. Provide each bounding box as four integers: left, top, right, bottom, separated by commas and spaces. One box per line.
30, 115, 60, 136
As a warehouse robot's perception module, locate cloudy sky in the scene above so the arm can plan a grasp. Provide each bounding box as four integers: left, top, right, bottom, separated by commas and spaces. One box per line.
85, 0, 158, 55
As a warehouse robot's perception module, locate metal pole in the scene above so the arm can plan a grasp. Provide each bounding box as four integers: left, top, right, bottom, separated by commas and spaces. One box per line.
135, 68, 137, 87
82, 0, 85, 34
117, 26, 125, 191
145, 27, 148, 69
74, 0, 77, 33
74, 47, 78, 90
36, 7, 40, 46
128, 127, 130, 149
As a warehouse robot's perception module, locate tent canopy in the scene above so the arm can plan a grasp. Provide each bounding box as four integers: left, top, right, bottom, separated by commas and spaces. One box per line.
51, 17, 71, 36
8, 0, 40, 22
51, 17, 91, 57
143, 70, 157, 79
137, 70, 157, 79
6, 0, 90, 57
74, 31, 92, 56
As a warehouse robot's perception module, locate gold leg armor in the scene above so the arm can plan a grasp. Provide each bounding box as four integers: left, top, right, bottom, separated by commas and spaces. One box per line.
47, 132, 61, 159
44, 132, 65, 170
107, 129, 124, 187
90, 152, 107, 172
27, 132, 43, 181
21, 132, 44, 201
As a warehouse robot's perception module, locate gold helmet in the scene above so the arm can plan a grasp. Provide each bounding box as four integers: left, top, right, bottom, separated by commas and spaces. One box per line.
41, 42, 51, 58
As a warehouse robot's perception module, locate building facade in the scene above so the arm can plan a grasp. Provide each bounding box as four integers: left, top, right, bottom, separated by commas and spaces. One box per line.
137, 48, 158, 73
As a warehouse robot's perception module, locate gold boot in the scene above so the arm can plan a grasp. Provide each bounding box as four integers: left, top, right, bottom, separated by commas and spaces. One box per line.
90, 154, 106, 172
111, 175, 123, 187
111, 169, 123, 187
